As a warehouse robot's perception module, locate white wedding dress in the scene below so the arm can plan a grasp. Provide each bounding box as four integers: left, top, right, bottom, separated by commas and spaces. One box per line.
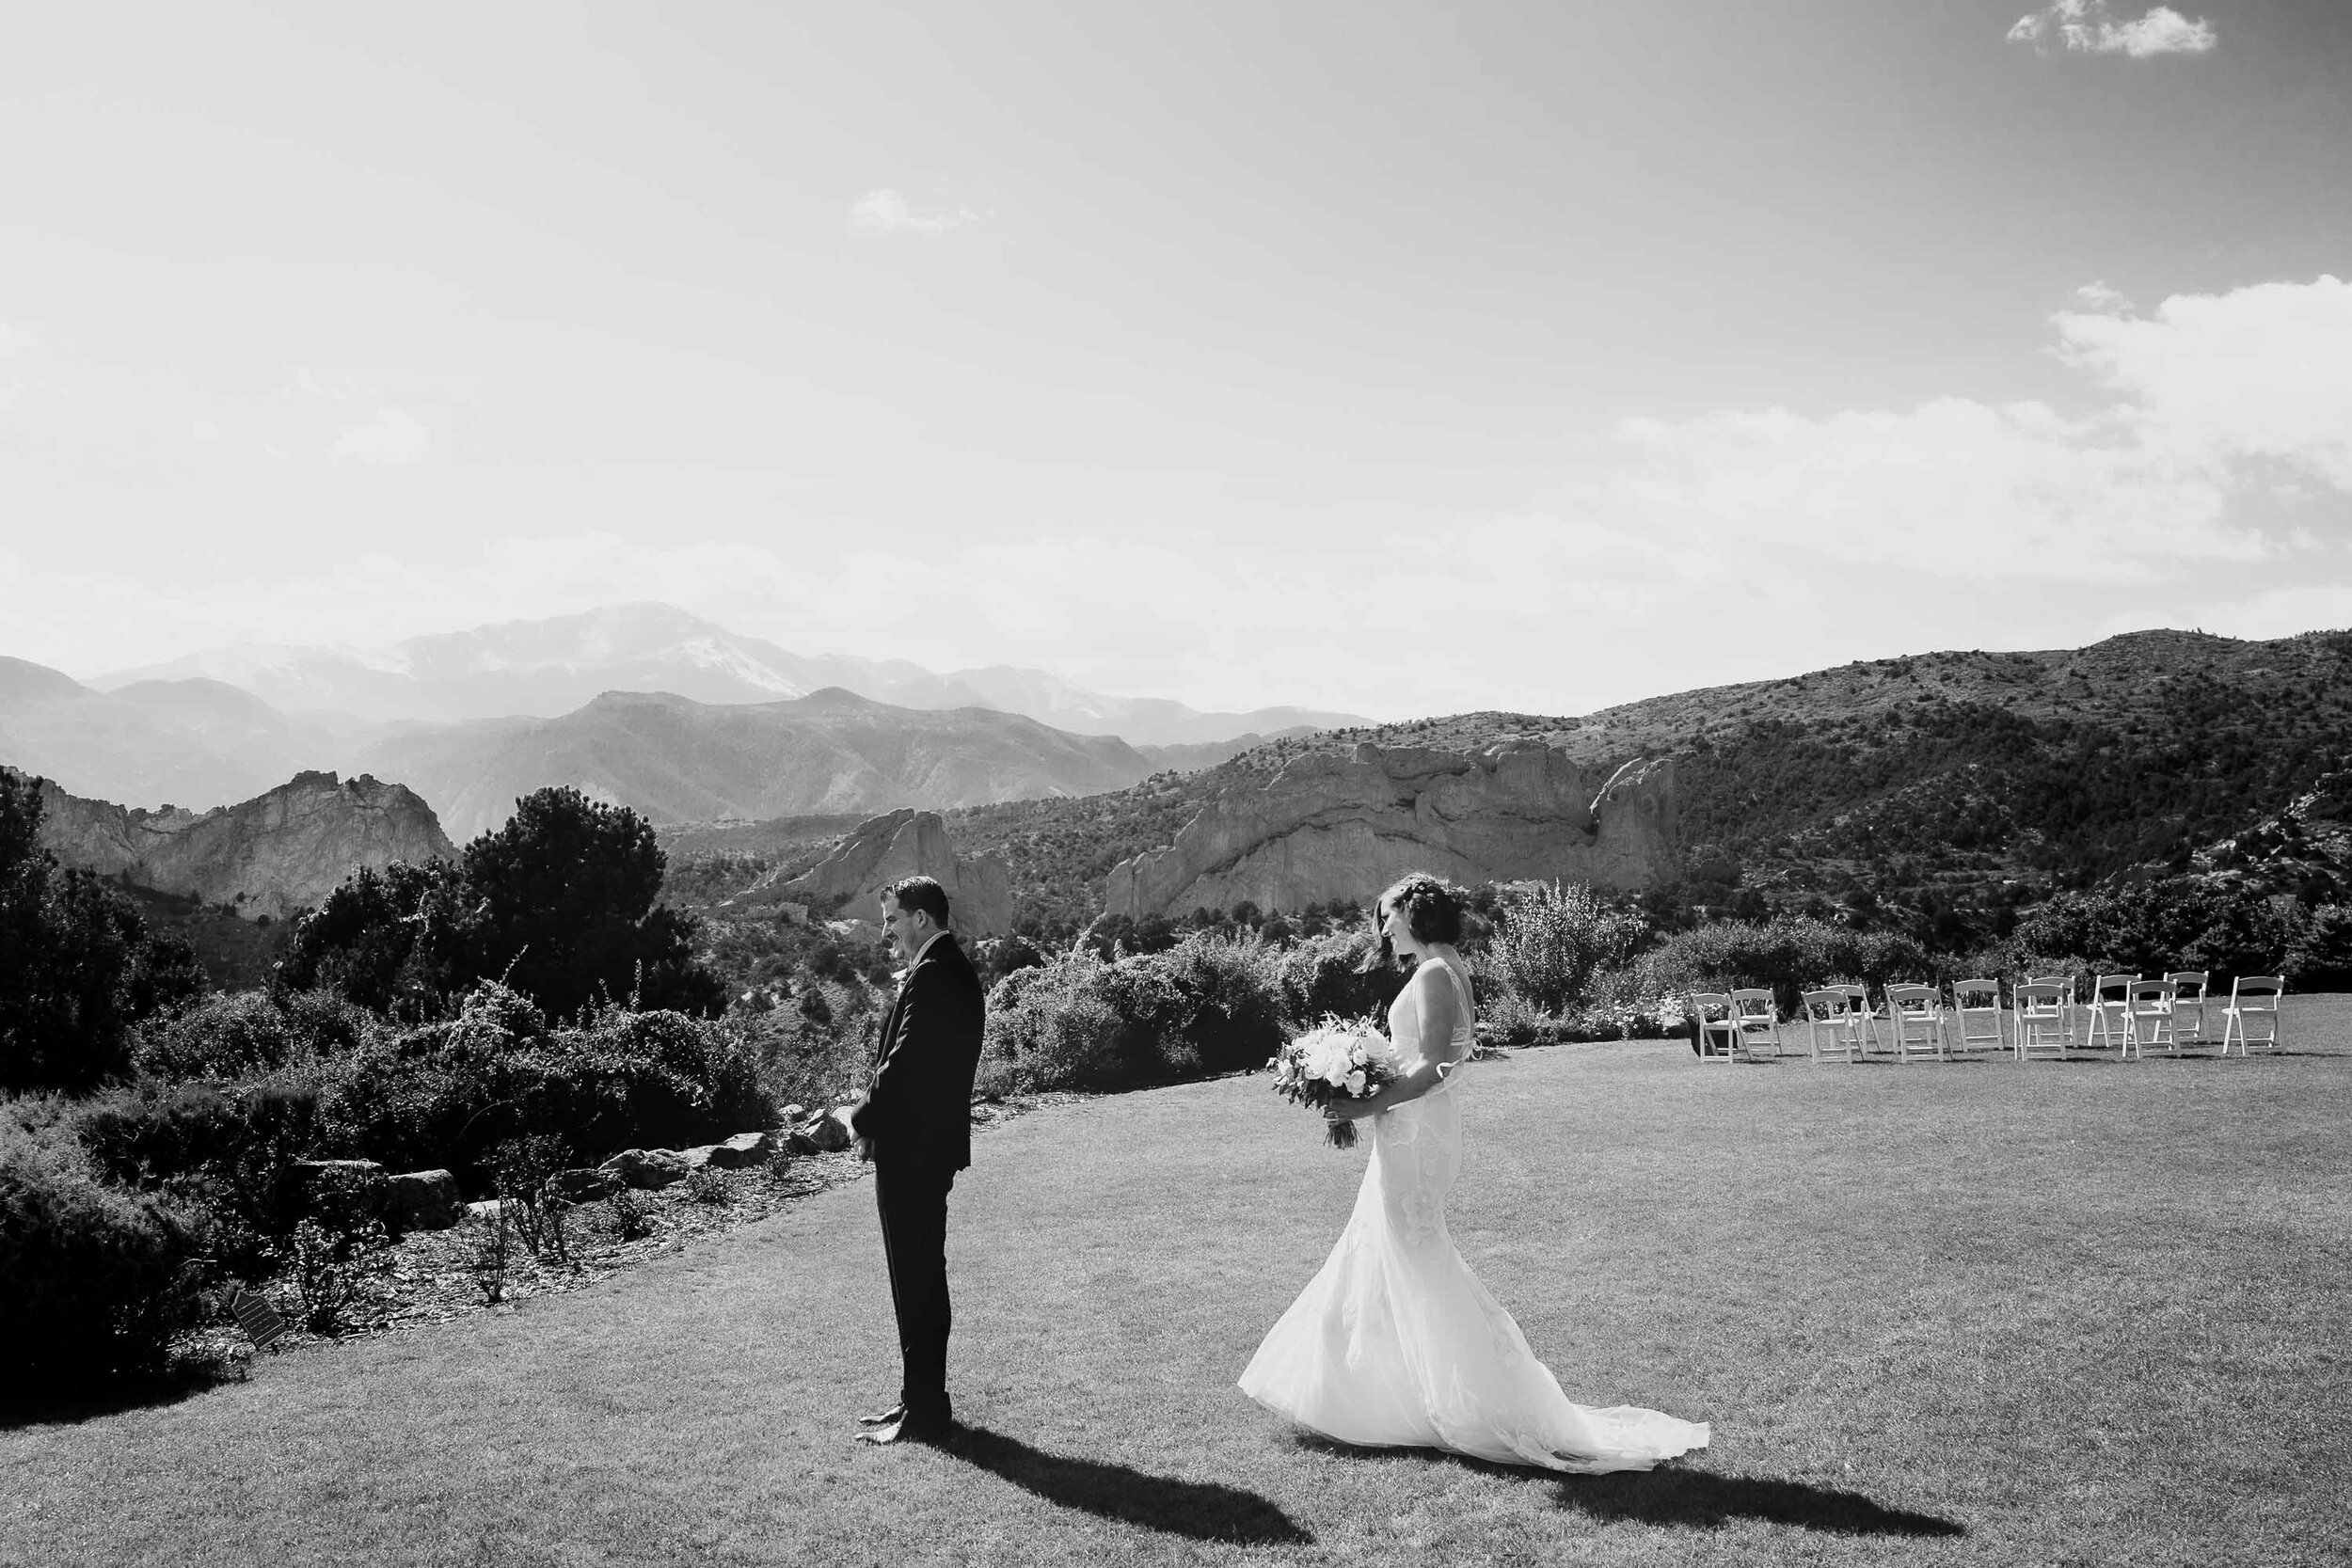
1239, 959, 1709, 1472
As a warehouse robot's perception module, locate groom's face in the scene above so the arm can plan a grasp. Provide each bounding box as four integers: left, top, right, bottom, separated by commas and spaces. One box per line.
882, 896, 926, 960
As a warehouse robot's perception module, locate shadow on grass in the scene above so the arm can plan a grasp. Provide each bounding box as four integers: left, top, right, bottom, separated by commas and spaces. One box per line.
0, 1368, 232, 1431
1556, 1466, 1966, 1537
944, 1423, 1312, 1545
1291, 1434, 1960, 1538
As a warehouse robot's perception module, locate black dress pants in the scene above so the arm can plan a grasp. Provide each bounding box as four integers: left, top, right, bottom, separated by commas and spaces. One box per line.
875, 1153, 958, 1418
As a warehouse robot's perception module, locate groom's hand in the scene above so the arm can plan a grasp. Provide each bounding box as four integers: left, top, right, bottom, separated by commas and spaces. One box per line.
854, 1135, 876, 1162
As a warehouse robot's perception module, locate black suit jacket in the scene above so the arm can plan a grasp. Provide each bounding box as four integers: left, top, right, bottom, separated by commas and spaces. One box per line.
850, 931, 986, 1171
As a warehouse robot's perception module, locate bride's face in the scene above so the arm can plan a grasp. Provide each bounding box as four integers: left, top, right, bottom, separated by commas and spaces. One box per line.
1377, 900, 1422, 958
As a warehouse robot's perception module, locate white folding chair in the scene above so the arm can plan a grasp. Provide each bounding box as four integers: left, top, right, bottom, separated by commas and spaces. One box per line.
2164, 971, 2211, 1048
1833, 982, 1888, 1056
1801, 989, 1867, 1064
1950, 978, 2005, 1059
1884, 983, 1946, 1062
2013, 980, 2074, 1060
2217, 975, 2284, 1055
2023, 974, 2077, 1049
2086, 974, 2136, 1054
1689, 992, 1741, 1061
1729, 989, 1783, 1058
2122, 979, 2177, 1059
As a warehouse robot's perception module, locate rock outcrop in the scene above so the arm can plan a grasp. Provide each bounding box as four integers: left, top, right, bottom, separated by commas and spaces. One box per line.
1102, 741, 1677, 919
768, 808, 1014, 936
24, 768, 455, 921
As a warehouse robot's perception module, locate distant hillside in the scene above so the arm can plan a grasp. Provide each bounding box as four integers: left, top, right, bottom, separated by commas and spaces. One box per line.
0, 657, 342, 809
660, 628, 2347, 934
358, 688, 1162, 842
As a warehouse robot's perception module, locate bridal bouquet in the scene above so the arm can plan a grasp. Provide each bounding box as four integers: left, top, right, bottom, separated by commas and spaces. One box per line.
1267, 1017, 1399, 1148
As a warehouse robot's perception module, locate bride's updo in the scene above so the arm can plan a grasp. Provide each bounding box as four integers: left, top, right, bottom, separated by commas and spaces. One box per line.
1378, 872, 1467, 947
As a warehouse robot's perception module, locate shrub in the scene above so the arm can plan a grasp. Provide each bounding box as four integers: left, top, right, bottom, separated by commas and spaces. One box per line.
1603, 917, 1936, 1018
979, 932, 1295, 1094
72, 1062, 334, 1277
1275, 929, 1406, 1028
322, 983, 772, 1192
2010, 879, 2293, 986
285, 1163, 391, 1335
1145, 931, 1288, 1076
132, 988, 373, 1081
1, 1100, 211, 1393
2285, 903, 2352, 990
1484, 881, 1647, 1016
982, 953, 1166, 1093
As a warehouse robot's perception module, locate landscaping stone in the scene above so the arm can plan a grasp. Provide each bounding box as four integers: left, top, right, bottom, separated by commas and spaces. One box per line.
382, 1168, 463, 1231
799, 1113, 851, 1153
709, 1131, 775, 1168
599, 1148, 689, 1189
777, 1103, 806, 1126
784, 1129, 822, 1155
545, 1166, 621, 1205
466, 1198, 502, 1221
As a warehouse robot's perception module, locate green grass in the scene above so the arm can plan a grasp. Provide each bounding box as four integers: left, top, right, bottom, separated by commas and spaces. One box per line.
7, 1001, 2350, 1567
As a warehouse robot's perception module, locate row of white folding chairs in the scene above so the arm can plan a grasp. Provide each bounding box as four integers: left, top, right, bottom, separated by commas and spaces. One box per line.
1692, 976, 2284, 1064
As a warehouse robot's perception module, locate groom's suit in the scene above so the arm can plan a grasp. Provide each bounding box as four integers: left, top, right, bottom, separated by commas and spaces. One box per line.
848, 929, 986, 1428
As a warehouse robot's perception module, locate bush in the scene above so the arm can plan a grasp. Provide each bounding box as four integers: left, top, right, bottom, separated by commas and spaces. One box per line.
1484, 881, 1647, 1015
1275, 929, 1406, 1028
2285, 903, 2352, 990
2010, 879, 2293, 987
1, 1100, 211, 1393
982, 953, 1167, 1093
72, 1062, 334, 1276
1603, 917, 1936, 1018
322, 982, 773, 1193
980, 932, 1296, 1094
132, 988, 373, 1081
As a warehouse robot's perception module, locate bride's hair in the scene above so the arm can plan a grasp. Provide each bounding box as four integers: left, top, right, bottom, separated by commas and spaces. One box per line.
1377, 872, 1466, 947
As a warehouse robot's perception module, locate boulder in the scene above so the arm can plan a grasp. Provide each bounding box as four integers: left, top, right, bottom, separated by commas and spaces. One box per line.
1102, 741, 1679, 918
466, 1198, 503, 1222
381, 1168, 463, 1231
776, 1104, 807, 1127
797, 1112, 852, 1154
599, 1148, 689, 1190
684, 1131, 775, 1170
767, 809, 1014, 936
546, 1166, 622, 1205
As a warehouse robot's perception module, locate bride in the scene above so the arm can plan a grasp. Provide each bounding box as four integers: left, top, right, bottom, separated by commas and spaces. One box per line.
1238, 872, 1709, 1472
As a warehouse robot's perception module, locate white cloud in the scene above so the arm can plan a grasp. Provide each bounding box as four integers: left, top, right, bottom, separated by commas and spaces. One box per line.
2008, 3, 2217, 57
328, 409, 431, 465
0, 321, 31, 356
2054, 275, 2352, 489
1556, 276, 2352, 587
191, 420, 222, 443
848, 188, 986, 238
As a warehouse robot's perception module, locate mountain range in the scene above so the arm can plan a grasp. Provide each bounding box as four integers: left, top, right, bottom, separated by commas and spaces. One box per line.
92, 602, 1365, 743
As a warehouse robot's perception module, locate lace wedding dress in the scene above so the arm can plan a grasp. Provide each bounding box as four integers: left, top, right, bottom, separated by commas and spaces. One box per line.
1238, 959, 1709, 1472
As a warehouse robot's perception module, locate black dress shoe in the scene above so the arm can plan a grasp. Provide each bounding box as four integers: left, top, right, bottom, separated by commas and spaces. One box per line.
858, 1402, 906, 1427
856, 1409, 954, 1447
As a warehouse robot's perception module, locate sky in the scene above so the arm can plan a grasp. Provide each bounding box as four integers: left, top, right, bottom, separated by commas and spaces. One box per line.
3, 0, 2350, 721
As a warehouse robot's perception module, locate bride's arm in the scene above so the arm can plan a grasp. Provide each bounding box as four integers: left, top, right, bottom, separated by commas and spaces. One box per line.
1327, 966, 1463, 1118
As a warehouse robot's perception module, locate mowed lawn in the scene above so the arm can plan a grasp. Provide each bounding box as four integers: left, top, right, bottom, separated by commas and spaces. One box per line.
6, 1003, 2350, 1568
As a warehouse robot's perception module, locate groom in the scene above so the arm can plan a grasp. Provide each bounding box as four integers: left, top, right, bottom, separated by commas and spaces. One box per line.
847, 875, 986, 1446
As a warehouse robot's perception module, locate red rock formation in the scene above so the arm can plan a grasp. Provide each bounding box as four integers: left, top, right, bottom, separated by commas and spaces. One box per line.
28, 768, 454, 920
1102, 741, 1677, 919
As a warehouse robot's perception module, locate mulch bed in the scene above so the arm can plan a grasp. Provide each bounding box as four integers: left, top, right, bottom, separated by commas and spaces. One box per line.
180, 1097, 1059, 1371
